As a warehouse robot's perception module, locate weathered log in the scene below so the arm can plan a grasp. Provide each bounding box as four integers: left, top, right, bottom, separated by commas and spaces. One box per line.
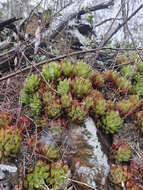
0, 17, 22, 32
48, 0, 114, 41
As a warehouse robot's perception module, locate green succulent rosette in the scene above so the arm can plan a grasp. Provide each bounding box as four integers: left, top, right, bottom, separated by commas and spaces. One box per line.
0, 128, 22, 159
26, 160, 50, 190
137, 61, 143, 72
121, 65, 135, 78
72, 77, 92, 97
61, 59, 73, 76
25, 74, 40, 93
30, 93, 42, 117
61, 93, 72, 108
45, 100, 61, 118
102, 111, 123, 134
47, 161, 71, 189
68, 101, 88, 122
42, 62, 61, 81
57, 79, 70, 95
73, 61, 93, 78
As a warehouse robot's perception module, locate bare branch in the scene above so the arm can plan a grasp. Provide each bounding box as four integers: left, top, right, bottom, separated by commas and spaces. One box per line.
103, 4, 143, 46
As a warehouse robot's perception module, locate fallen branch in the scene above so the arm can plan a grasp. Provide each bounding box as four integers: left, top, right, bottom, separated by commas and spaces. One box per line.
0, 48, 108, 82
95, 18, 122, 27
0, 17, 22, 30
49, 0, 114, 40
1, 45, 143, 82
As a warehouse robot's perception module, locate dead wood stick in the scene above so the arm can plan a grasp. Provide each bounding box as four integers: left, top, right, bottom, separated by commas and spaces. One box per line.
1, 44, 143, 82
0, 48, 104, 82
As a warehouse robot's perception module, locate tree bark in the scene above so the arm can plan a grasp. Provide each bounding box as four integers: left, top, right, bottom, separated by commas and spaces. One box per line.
121, 0, 128, 41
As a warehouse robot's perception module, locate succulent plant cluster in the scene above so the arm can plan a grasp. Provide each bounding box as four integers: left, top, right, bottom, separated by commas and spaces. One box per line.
121, 65, 136, 79
26, 160, 50, 189
48, 161, 71, 189
0, 127, 22, 160
104, 70, 133, 94
116, 95, 140, 116
27, 135, 60, 160
109, 159, 143, 189
109, 141, 143, 189
0, 111, 12, 128
110, 142, 132, 162
92, 70, 104, 87
109, 164, 130, 186
126, 181, 141, 190
12, 55, 143, 189
136, 111, 143, 133
26, 160, 71, 190
0, 111, 23, 160
102, 110, 123, 134
20, 60, 95, 124
21, 59, 143, 136
133, 73, 143, 95
118, 61, 143, 95
116, 55, 130, 65
130, 157, 143, 185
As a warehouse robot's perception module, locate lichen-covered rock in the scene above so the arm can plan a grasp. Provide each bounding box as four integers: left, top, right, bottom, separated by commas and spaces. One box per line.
69, 118, 110, 190
102, 111, 123, 134
42, 62, 61, 81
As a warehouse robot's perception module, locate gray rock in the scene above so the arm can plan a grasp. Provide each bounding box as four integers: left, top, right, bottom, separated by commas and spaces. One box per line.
0, 169, 5, 180
68, 117, 110, 190
0, 164, 17, 173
